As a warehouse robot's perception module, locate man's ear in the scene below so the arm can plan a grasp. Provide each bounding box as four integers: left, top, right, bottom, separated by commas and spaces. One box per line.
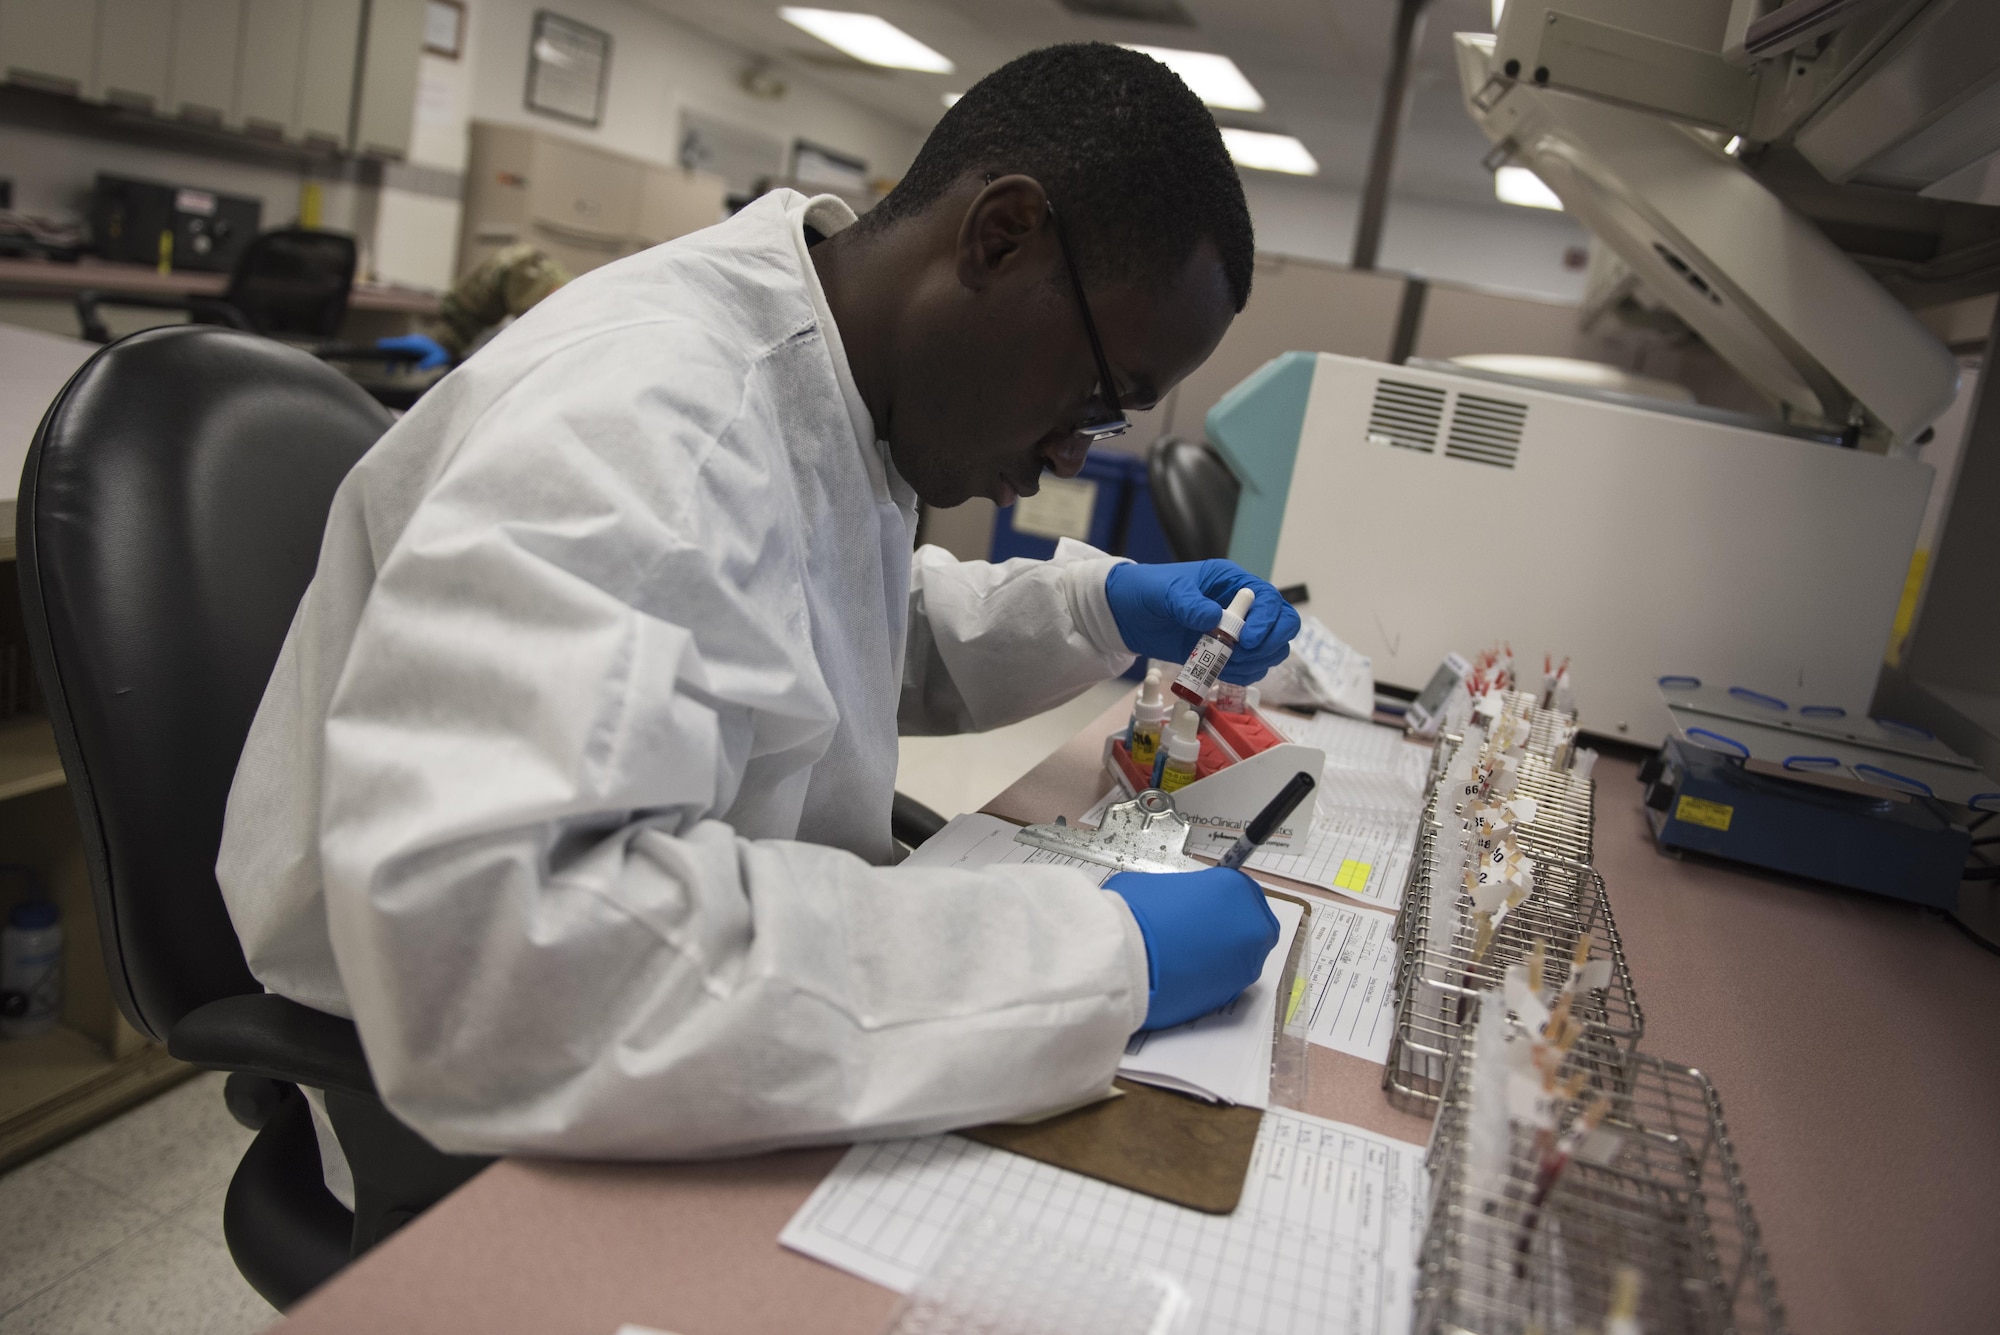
956, 174, 1050, 293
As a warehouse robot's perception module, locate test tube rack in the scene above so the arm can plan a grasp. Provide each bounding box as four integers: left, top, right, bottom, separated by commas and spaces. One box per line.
1384, 698, 1641, 1109
1413, 1039, 1788, 1335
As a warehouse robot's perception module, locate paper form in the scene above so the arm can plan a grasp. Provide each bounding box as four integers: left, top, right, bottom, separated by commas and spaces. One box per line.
1288, 902, 1400, 1064
1268, 712, 1431, 784
1235, 714, 1428, 910
779, 1107, 1428, 1335
905, 815, 1301, 1107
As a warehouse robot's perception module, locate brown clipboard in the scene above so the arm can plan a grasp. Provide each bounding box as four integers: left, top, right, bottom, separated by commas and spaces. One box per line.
960, 889, 1313, 1215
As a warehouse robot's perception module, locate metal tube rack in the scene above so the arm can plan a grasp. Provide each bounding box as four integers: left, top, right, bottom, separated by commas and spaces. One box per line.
1385, 844, 1642, 1107
1414, 1041, 1787, 1335
1385, 703, 1637, 1109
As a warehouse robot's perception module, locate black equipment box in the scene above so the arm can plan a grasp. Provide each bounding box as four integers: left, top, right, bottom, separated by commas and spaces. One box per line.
91, 174, 261, 273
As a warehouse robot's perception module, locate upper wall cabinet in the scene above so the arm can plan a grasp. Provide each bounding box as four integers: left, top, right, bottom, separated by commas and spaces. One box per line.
168, 0, 244, 128
236, 0, 307, 139
0, 0, 95, 95
0, 0, 420, 160
95, 0, 174, 113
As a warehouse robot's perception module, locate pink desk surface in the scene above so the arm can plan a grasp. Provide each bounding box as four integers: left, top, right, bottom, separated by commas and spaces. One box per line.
279, 696, 2000, 1335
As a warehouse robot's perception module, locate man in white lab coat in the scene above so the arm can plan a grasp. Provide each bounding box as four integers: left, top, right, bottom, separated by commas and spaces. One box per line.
217, 43, 1300, 1183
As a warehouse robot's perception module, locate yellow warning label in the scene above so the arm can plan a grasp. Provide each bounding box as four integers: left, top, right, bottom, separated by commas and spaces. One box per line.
1286, 975, 1307, 1025
1675, 795, 1734, 831
1335, 860, 1373, 891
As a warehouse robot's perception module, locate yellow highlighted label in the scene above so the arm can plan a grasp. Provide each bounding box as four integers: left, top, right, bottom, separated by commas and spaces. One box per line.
1286, 975, 1307, 1025
1334, 859, 1373, 891
1675, 795, 1734, 831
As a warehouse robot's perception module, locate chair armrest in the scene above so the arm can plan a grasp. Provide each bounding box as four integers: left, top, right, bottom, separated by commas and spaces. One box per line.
75, 288, 193, 343
170, 994, 377, 1100
892, 790, 948, 849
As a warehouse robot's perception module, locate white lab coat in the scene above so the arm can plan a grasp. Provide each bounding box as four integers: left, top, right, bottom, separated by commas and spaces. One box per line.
216, 191, 1151, 1181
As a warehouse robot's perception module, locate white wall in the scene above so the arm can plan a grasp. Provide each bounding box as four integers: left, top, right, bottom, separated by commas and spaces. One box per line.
463, 0, 922, 187
364, 0, 925, 291
1241, 174, 1593, 303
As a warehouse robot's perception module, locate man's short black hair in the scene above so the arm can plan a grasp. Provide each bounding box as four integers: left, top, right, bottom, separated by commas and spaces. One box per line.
868, 42, 1254, 312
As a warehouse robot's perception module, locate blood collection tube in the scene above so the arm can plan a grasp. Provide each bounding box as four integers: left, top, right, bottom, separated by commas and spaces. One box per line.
1170, 587, 1254, 706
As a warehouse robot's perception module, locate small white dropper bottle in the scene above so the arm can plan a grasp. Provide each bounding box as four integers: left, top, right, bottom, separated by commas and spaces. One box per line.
1127, 668, 1170, 768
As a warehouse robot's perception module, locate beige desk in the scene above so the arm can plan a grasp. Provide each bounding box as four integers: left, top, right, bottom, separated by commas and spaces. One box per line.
276, 695, 2000, 1335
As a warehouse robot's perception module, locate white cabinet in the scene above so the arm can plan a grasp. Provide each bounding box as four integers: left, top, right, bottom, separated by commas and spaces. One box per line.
297, 0, 362, 151
351, 0, 422, 158
94, 0, 171, 112
167, 0, 244, 128
236, 0, 306, 139
635, 167, 728, 250
0, 0, 97, 95
460, 121, 729, 279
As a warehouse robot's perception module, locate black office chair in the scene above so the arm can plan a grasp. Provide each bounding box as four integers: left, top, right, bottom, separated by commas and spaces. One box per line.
18, 324, 950, 1305
74, 227, 359, 345
75, 227, 436, 412
1147, 435, 1242, 562
17, 326, 490, 1308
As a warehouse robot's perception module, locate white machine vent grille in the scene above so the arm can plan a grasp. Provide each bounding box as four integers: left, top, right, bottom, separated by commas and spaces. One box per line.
1365, 379, 1447, 452
1444, 394, 1528, 468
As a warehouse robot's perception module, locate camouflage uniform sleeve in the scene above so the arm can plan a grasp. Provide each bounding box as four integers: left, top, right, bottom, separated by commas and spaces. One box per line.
424, 244, 571, 354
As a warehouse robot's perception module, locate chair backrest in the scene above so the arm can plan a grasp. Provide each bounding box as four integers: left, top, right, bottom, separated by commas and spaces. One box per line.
1147, 435, 1242, 563
16, 326, 390, 1041
223, 228, 357, 339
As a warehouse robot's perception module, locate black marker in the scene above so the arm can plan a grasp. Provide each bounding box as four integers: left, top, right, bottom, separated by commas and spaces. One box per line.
1216, 771, 1317, 871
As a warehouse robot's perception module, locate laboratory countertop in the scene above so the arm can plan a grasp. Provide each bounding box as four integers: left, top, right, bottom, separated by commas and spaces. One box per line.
273, 693, 2000, 1335
0, 255, 441, 313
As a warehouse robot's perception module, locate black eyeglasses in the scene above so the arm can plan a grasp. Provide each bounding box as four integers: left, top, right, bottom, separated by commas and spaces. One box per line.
1045, 201, 1131, 443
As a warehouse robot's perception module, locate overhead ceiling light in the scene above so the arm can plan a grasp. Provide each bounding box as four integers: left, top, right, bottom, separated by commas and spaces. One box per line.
942, 92, 961, 107
1221, 128, 1318, 175
1495, 164, 1563, 209
1724, 135, 1743, 156
1119, 44, 1265, 112
1491, 0, 1506, 29
778, 8, 954, 73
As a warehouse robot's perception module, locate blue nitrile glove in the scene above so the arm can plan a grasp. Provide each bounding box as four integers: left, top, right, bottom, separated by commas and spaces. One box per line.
1103, 560, 1302, 685
1104, 867, 1282, 1030
376, 333, 450, 370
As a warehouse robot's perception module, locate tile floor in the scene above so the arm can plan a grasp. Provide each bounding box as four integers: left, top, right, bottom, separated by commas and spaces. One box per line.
0, 1072, 274, 1334
0, 684, 1130, 1332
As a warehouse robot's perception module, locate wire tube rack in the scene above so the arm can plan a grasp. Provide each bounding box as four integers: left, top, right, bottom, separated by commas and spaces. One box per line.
1385, 842, 1642, 1108
1385, 709, 1638, 1108
1414, 1040, 1787, 1335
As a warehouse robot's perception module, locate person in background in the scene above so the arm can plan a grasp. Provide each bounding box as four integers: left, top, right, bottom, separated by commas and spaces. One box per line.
375, 242, 570, 369
219, 42, 1299, 1199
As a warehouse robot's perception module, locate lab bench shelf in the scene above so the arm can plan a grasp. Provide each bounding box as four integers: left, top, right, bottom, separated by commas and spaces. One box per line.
0, 714, 64, 802
0, 1024, 191, 1172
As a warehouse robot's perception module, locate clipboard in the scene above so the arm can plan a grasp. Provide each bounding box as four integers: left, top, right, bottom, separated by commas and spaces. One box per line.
960, 889, 1313, 1215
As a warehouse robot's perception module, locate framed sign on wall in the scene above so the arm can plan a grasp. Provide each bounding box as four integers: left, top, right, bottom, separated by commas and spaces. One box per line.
526, 10, 612, 127
424, 0, 465, 58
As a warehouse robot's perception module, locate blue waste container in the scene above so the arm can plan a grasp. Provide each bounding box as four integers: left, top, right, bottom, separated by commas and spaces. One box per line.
988, 451, 1132, 563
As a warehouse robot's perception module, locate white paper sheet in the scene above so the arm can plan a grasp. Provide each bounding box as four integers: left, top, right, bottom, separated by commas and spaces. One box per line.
1119, 897, 1302, 1108
1268, 712, 1429, 781
779, 1106, 1429, 1335
905, 815, 1302, 1107
1241, 714, 1429, 909
1289, 902, 1400, 1064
